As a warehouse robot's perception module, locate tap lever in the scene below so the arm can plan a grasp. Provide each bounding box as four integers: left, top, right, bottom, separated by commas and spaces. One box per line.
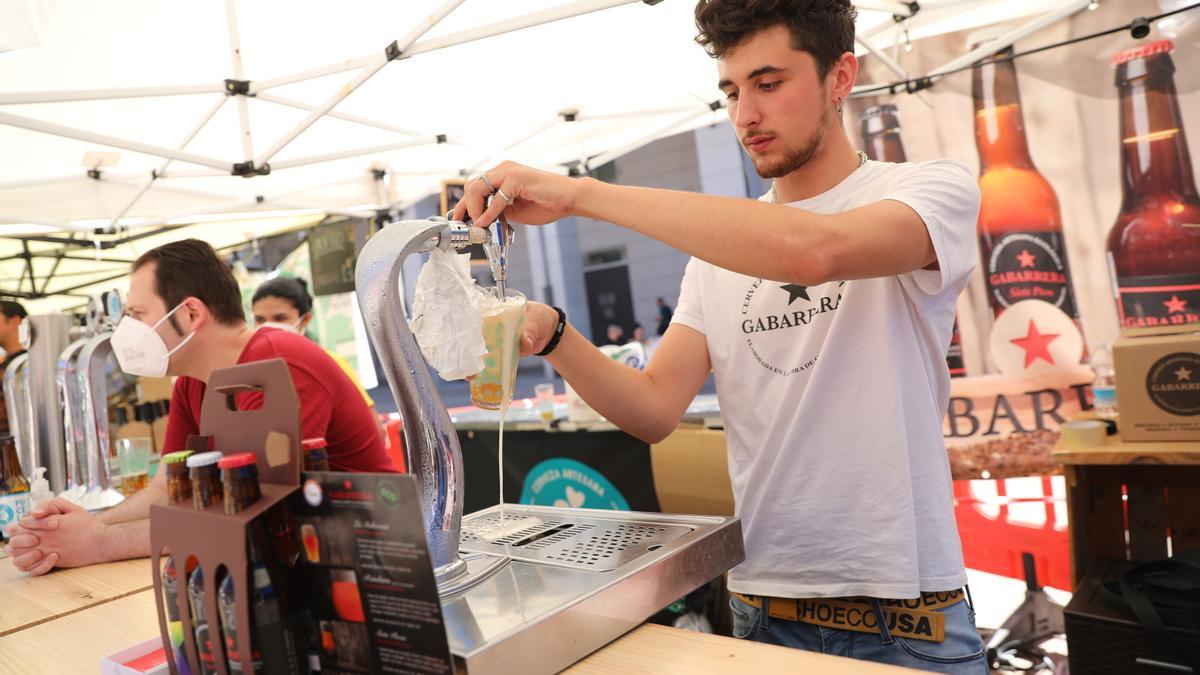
486, 214, 515, 299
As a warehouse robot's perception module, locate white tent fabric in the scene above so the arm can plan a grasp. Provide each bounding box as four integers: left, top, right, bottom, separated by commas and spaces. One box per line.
1, 0, 1083, 312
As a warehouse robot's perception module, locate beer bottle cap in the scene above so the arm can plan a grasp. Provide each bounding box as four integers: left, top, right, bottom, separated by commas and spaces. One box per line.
1111, 39, 1174, 66
218, 452, 257, 470
186, 451, 223, 468
162, 451, 194, 465
302, 438, 328, 450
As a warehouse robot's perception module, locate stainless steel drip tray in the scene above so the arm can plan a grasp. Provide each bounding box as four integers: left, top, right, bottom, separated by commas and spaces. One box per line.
460, 508, 696, 571
444, 504, 744, 674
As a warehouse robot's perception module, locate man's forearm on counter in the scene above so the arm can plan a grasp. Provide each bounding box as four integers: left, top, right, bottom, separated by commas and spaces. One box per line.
96, 481, 166, 525
101, 519, 152, 562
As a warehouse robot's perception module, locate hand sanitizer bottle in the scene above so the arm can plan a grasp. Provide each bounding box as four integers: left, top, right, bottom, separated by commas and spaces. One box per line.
29, 467, 52, 508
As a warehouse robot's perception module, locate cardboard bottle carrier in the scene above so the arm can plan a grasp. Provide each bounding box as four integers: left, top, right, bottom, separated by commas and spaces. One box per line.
149, 359, 302, 675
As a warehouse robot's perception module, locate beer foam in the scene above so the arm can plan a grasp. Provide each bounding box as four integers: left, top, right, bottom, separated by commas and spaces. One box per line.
471, 515, 544, 541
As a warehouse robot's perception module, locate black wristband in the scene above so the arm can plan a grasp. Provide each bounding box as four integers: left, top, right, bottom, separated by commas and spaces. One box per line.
535, 306, 567, 357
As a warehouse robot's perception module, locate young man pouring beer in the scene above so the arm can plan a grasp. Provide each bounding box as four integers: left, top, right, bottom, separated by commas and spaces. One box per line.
453, 1, 985, 671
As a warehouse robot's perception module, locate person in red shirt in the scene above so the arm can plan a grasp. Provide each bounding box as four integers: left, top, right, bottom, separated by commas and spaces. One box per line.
4, 239, 394, 575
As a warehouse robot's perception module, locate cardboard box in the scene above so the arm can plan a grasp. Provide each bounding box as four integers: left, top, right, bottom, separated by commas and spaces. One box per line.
650, 425, 735, 516
101, 637, 169, 675
1113, 323, 1200, 442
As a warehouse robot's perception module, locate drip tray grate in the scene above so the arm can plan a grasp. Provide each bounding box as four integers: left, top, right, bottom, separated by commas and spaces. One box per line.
460, 510, 693, 571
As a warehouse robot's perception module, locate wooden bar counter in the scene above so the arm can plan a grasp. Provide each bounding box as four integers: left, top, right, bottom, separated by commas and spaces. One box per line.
0, 557, 921, 674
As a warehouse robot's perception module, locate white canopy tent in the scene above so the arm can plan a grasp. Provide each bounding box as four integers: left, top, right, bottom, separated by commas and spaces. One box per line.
0, 0, 1096, 313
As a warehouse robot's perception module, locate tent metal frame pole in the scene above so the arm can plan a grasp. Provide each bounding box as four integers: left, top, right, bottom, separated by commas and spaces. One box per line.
267, 136, 438, 171
253, 0, 464, 167
252, 58, 385, 168
250, 0, 640, 97
35, 254, 138, 264
38, 236, 81, 296
0, 111, 231, 171
20, 241, 34, 295
849, 0, 1090, 97
248, 57, 374, 95
149, 168, 232, 179
0, 215, 92, 234
0, 174, 97, 190
497, 118, 563, 156
225, 0, 255, 163
927, 0, 1090, 77
118, 174, 366, 230
255, 92, 423, 137
107, 95, 229, 228
401, 0, 641, 60
583, 106, 716, 171
373, 171, 391, 211
269, 202, 373, 219
45, 270, 135, 297
579, 105, 702, 122
35, 266, 129, 281
852, 0, 916, 15
0, 83, 223, 105
856, 34, 908, 81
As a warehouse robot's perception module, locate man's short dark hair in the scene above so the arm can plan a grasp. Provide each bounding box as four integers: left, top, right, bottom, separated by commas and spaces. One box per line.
694, 0, 857, 80
0, 300, 27, 320
133, 239, 244, 328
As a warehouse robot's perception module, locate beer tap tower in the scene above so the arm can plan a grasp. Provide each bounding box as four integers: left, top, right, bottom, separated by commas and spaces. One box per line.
76, 291, 134, 510
356, 216, 744, 674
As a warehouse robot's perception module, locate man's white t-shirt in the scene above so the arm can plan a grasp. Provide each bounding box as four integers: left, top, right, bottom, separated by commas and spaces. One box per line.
672, 159, 981, 600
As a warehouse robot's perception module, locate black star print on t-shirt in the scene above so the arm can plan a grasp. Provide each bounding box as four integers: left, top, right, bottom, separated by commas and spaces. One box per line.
780, 284, 810, 305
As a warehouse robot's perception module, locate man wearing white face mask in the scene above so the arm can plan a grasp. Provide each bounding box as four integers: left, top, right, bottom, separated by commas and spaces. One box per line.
4, 239, 395, 576
251, 276, 377, 414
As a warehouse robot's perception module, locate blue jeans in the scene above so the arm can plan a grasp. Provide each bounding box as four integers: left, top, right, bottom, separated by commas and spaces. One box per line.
730, 595, 989, 674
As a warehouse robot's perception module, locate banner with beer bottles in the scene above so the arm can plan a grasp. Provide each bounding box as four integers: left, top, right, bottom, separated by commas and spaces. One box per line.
848, 0, 1200, 477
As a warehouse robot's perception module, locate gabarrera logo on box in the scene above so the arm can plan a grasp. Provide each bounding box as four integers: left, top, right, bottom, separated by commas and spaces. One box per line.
1146, 351, 1200, 416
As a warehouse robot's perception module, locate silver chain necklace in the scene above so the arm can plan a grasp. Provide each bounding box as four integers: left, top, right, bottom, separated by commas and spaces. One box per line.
769, 151, 868, 204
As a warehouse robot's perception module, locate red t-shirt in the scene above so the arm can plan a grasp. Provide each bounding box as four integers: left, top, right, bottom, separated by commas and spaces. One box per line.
163, 328, 395, 473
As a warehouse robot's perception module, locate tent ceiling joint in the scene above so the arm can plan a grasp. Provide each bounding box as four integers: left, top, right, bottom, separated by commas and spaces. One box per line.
224, 79, 251, 96
232, 161, 270, 177
893, 2, 921, 23
385, 40, 403, 62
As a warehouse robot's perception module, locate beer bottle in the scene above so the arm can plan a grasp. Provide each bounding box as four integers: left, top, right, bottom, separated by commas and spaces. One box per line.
0, 434, 31, 541
301, 438, 330, 473
217, 453, 305, 674
1107, 40, 1200, 327
186, 451, 225, 675
161, 450, 196, 675
861, 104, 967, 377
973, 47, 1082, 325
860, 104, 905, 164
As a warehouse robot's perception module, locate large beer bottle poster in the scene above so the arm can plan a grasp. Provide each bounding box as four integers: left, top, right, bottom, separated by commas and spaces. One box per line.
847, 0, 1200, 477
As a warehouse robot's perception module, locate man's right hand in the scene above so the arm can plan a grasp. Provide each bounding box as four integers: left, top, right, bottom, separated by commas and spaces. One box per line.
521, 301, 562, 357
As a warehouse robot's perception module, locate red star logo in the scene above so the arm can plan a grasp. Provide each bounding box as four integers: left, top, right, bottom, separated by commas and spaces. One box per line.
1010, 320, 1060, 368
344, 479, 353, 490
1164, 294, 1189, 314
1016, 249, 1037, 268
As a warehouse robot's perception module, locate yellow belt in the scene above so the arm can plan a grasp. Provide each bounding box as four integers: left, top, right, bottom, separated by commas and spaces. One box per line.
732, 589, 964, 643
